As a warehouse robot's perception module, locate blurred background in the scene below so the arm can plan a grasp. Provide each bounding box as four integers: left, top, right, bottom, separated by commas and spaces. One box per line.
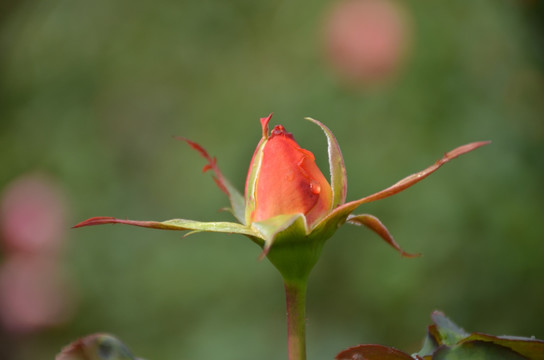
1, 0, 543, 359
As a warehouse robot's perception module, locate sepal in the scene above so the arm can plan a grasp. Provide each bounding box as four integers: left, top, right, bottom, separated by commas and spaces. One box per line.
244, 115, 272, 224
74, 216, 260, 238
329, 141, 490, 220
177, 137, 246, 224
251, 213, 308, 258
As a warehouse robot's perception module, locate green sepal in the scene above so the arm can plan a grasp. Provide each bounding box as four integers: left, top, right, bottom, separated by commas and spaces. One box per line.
244, 137, 268, 225
74, 217, 260, 238
305, 117, 347, 209
253, 214, 324, 282
222, 177, 246, 224
251, 214, 308, 255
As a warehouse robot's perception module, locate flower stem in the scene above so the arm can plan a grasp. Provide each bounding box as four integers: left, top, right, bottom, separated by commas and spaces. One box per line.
284, 279, 308, 360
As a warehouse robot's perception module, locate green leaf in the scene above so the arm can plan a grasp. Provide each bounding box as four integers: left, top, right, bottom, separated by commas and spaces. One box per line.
433, 341, 528, 360
460, 333, 544, 360
305, 117, 347, 209
347, 214, 420, 258
431, 310, 469, 346
335, 345, 415, 360
418, 326, 440, 359
74, 216, 260, 239
417, 311, 544, 360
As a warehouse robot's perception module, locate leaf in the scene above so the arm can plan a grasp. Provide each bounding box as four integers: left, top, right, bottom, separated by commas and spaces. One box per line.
305, 117, 347, 209
56, 333, 141, 360
335, 344, 415, 360
347, 214, 421, 258
417, 327, 440, 359
460, 333, 544, 360
73, 216, 261, 239
339, 312, 544, 360
431, 310, 469, 346
433, 341, 528, 360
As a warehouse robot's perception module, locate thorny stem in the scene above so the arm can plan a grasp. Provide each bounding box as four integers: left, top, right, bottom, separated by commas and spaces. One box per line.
284, 279, 308, 360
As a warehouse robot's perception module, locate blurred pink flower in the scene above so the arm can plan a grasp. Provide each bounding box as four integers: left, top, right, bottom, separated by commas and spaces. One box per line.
0, 255, 74, 333
0, 173, 74, 334
324, 0, 412, 85
0, 173, 67, 255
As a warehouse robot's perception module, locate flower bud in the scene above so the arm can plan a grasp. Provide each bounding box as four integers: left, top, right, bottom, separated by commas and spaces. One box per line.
246, 118, 333, 227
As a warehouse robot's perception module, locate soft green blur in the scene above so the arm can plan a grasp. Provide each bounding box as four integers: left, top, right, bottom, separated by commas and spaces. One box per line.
1, 1, 543, 359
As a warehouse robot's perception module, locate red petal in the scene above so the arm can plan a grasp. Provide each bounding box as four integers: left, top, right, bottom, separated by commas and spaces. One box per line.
252, 126, 332, 226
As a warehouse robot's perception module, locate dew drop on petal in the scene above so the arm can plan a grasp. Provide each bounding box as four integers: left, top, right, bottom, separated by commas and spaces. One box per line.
310, 181, 321, 194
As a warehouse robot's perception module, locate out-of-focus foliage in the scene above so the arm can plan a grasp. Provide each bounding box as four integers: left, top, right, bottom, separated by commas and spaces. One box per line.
56, 333, 140, 360
336, 311, 544, 360
0, 1, 543, 359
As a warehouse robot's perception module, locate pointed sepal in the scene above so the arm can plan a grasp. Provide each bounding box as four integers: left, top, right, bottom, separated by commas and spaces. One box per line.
328, 141, 490, 221
176, 138, 246, 224
251, 213, 308, 259
252, 213, 326, 282
244, 115, 272, 224
74, 216, 260, 238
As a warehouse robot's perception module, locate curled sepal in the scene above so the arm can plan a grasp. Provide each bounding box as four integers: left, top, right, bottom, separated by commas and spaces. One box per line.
73, 216, 260, 239
56, 333, 143, 360
348, 214, 420, 258
305, 117, 347, 209
177, 137, 246, 224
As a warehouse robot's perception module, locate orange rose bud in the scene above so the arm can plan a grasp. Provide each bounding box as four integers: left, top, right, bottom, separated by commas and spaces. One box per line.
250, 124, 333, 226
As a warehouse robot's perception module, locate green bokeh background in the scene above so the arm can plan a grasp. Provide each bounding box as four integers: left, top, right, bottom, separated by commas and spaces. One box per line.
1, 0, 543, 359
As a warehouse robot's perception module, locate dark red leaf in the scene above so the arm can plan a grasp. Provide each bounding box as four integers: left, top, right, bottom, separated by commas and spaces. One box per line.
335, 344, 415, 360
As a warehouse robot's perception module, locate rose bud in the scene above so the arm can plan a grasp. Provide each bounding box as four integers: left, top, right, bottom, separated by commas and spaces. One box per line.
245, 118, 332, 227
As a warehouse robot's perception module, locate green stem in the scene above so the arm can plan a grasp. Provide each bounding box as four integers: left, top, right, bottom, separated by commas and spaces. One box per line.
284, 279, 308, 360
